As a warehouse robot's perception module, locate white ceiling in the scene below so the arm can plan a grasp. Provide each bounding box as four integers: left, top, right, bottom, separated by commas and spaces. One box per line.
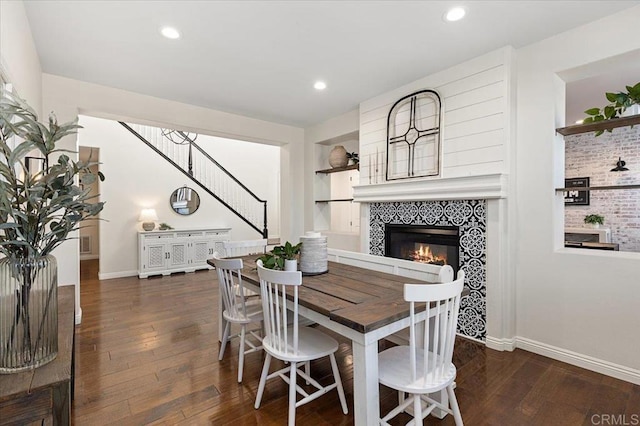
23, 1, 640, 128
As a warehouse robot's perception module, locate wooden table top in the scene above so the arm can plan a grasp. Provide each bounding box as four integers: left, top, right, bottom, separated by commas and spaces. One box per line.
211, 254, 455, 334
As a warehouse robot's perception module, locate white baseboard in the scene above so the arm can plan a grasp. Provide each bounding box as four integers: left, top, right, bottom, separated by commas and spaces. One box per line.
485, 336, 517, 351
456, 333, 486, 345
98, 270, 138, 280
516, 336, 640, 385
75, 306, 82, 325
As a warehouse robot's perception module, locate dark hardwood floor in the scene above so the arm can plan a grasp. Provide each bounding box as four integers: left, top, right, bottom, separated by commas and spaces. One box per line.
74, 260, 639, 425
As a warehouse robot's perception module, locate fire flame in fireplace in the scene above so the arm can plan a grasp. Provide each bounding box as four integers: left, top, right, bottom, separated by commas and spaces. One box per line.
411, 244, 447, 266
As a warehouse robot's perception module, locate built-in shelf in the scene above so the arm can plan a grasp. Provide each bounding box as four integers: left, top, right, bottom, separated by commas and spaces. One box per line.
315, 164, 359, 174
315, 198, 354, 203
555, 184, 640, 192
556, 114, 640, 136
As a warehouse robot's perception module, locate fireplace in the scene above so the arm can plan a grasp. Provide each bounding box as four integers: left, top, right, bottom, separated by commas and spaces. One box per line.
384, 224, 460, 276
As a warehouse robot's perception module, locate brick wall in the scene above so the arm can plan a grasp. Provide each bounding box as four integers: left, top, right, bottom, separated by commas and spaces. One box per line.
565, 125, 640, 252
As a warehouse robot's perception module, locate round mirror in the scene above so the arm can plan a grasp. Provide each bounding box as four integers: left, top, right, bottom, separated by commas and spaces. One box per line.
170, 186, 200, 215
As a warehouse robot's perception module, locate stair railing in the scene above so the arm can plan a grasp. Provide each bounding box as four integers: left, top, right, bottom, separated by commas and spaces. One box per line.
119, 122, 268, 238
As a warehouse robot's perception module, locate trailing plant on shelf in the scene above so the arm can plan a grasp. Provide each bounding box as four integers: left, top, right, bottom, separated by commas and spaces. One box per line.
583, 82, 640, 136
0, 89, 105, 372
584, 214, 604, 227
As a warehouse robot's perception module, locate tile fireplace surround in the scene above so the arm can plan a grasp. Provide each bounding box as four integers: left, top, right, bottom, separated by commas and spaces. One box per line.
370, 200, 487, 341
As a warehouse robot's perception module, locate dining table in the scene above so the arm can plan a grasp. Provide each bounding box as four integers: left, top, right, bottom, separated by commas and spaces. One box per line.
208, 254, 462, 425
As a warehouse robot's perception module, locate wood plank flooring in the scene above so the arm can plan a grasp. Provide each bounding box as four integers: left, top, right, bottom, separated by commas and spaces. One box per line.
74, 260, 640, 425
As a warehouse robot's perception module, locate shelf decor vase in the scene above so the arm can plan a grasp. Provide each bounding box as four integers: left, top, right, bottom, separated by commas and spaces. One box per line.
329, 145, 349, 168
0, 255, 58, 373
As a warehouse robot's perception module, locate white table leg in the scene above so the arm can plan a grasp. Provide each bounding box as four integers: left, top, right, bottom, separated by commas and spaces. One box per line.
352, 339, 379, 426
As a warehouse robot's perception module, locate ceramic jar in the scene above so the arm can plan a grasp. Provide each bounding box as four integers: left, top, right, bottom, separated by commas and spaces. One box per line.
328, 145, 349, 168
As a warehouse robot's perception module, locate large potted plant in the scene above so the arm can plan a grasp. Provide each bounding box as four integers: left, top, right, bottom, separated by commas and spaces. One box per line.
0, 90, 105, 373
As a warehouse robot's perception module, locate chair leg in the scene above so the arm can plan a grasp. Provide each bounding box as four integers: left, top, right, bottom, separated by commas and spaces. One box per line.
254, 354, 271, 409
218, 320, 230, 361
304, 361, 310, 385
329, 353, 348, 414
288, 361, 297, 426
446, 385, 464, 426
238, 325, 246, 383
413, 393, 423, 426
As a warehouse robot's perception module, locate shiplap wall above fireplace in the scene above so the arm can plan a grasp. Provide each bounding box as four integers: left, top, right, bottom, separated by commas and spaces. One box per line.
354, 46, 513, 203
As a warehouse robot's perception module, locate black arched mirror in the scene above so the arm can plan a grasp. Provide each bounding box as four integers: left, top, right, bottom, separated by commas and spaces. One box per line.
170, 186, 200, 215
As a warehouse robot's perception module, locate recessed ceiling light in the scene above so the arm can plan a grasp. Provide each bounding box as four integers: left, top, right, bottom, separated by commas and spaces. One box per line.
444, 7, 466, 22
314, 81, 327, 90
161, 27, 180, 39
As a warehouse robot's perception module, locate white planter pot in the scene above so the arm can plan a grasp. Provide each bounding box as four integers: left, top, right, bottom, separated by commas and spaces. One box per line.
284, 259, 298, 271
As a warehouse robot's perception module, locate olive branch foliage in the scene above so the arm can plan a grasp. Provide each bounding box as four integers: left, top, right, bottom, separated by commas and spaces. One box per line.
0, 90, 105, 259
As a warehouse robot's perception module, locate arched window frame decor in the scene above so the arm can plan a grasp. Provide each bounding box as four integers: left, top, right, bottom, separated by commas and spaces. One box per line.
386, 89, 442, 181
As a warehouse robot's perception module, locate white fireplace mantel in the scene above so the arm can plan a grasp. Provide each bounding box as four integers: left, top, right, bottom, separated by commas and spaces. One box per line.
352, 173, 508, 203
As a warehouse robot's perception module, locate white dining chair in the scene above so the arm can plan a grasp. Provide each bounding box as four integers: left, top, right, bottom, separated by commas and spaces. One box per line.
378, 270, 465, 426
254, 260, 348, 426
223, 239, 268, 257
212, 252, 263, 383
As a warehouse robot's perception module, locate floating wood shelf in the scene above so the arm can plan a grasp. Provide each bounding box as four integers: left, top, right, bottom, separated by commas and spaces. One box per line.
315, 198, 354, 203
555, 184, 640, 192
315, 164, 359, 174
556, 114, 640, 136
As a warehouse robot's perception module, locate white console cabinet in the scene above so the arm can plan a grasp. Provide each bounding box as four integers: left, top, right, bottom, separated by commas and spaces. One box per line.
138, 228, 230, 278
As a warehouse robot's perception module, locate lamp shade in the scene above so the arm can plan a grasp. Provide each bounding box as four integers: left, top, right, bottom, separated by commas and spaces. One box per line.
138, 209, 158, 222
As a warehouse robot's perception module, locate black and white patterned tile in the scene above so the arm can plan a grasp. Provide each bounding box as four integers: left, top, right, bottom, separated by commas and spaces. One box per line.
369, 200, 487, 341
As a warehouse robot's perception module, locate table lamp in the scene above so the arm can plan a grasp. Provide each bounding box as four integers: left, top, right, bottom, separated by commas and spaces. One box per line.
139, 209, 158, 231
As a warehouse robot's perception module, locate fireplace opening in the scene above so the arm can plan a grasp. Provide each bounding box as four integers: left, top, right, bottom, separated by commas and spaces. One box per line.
384, 224, 460, 275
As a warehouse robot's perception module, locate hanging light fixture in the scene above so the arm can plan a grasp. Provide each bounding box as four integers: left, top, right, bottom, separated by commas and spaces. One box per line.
610, 157, 629, 172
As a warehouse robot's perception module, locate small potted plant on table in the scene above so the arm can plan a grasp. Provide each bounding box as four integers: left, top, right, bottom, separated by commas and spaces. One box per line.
273, 242, 302, 271
258, 241, 302, 271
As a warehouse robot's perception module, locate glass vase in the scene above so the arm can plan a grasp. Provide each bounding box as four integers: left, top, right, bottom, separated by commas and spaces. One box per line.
0, 255, 58, 373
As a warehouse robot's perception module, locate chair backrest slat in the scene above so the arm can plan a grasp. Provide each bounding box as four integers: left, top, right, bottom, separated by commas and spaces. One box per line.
257, 260, 302, 356
212, 252, 248, 321
403, 270, 465, 388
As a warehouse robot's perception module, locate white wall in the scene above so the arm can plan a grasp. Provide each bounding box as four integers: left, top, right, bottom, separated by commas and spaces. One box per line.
0, 0, 42, 113
78, 116, 281, 278
516, 5, 640, 379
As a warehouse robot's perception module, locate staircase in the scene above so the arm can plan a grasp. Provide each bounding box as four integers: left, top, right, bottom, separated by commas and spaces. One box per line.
120, 122, 268, 238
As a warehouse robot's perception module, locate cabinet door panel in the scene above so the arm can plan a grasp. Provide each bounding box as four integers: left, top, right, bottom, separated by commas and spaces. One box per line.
192, 240, 210, 264
146, 243, 166, 270
168, 242, 188, 268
